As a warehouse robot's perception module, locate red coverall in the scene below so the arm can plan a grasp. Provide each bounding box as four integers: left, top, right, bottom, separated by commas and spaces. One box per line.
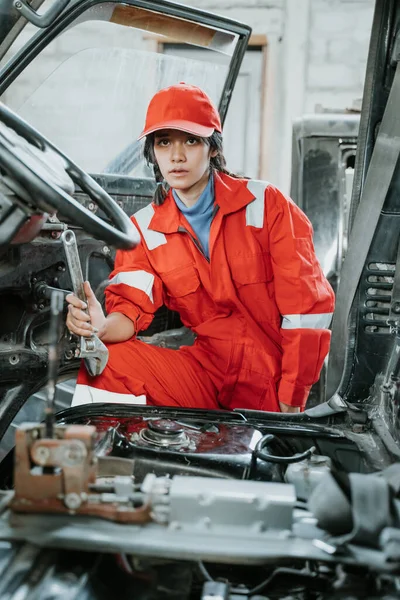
73, 172, 335, 411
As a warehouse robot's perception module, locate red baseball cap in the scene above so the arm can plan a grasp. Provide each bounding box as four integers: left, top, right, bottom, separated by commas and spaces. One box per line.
138, 83, 222, 140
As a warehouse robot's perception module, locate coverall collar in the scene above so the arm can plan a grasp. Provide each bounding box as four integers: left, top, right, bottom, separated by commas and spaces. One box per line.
149, 172, 256, 234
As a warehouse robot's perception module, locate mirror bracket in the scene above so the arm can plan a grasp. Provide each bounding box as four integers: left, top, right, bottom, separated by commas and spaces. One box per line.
13, 0, 70, 28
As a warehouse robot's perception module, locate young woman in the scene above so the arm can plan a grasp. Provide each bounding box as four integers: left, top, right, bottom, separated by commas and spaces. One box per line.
66, 83, 335, 413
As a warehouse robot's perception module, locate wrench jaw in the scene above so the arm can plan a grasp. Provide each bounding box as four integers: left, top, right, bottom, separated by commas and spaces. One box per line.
79, 335, 109, 377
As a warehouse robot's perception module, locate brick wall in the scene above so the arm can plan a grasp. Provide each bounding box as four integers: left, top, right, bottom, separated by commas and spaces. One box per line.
305, 0, 374, 112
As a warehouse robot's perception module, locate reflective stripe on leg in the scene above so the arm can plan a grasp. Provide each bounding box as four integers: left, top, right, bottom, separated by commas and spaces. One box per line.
72, 384, 147, 406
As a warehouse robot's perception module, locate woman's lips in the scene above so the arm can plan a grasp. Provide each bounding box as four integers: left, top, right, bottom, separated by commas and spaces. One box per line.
169, 170, 189, 177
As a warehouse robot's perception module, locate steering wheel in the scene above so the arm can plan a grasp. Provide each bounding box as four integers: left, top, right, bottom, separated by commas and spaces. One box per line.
0, 103, 141, 249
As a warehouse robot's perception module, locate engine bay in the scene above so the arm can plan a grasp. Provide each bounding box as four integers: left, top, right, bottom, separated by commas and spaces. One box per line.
0, 403, 396, 600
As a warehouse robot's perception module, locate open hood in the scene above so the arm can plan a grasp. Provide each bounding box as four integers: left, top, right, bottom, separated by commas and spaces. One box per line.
0, 0, 252, 181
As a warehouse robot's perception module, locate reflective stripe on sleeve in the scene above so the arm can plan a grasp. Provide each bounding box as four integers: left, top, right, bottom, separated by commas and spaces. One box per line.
281, 313, 333, 330
246, 179, 270, 228
108, 270, 155, 302
134, 203, 167, 250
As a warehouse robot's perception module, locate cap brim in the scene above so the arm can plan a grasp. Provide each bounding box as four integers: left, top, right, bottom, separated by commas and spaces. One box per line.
138, 120, 215, 140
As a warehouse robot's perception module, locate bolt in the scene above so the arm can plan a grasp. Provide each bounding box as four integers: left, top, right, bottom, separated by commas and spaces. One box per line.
102, 246, 110, 255
15, 1, 22, 8
57, 264, 65, 272
34, 445, 51, 465
38, 304, 44, 310
62, 443, 85, 466
32, 277, 37, 283
64, 492, 82, 510
88, 202, 96, 211
392, 302, 400, 314
9, 355, 20, 365
51, 231, 61, 239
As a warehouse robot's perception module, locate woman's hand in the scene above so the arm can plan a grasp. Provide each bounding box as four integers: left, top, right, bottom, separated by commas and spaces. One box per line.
279, 402, 300, 413
66, 281, 107, 338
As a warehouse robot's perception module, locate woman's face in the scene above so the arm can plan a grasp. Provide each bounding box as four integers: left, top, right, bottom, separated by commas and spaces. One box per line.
153, 129, 216, 193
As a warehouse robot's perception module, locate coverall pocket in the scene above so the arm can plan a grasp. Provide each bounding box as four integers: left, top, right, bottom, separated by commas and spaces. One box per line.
230, 253, 278, 323
162, 264, 201, 297
162, 264, 202, 327
230, 252, 273, 284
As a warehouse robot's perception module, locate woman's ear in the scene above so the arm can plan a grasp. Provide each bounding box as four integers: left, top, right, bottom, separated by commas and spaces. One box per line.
209, 148, 218, 158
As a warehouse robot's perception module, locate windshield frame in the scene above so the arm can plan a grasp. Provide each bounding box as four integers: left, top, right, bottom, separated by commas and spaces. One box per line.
0, 0, 251, 124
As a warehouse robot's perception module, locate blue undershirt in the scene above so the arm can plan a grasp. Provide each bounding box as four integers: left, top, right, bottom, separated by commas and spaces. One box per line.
172, 175, 214, 259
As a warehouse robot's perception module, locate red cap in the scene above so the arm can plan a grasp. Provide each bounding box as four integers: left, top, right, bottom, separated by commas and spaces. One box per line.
138, 83, 222, 140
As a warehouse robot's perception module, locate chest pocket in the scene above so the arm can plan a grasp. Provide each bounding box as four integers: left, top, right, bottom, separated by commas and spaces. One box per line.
161, 264, 203, 327
230, 252, 278, 324
162, 264, 201, 297
230, 252, 273, 285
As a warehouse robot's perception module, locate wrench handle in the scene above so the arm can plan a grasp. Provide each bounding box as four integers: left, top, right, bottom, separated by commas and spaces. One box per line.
61, 229, 109, 376
61, 230, 87, 308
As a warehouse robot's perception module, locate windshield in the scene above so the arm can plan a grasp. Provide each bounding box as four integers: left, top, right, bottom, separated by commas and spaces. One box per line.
0, 2, 236, 176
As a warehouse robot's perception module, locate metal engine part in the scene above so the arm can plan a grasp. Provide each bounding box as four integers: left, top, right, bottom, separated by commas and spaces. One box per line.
76, 414, 280, 482
136, 419, 192, 450
10, 422, 151, 524
285, 454, 332, 500
145, 474, 296, 531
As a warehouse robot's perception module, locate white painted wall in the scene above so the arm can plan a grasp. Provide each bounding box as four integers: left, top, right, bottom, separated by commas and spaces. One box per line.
176, 0, 374, 192
1, 0, 375, 192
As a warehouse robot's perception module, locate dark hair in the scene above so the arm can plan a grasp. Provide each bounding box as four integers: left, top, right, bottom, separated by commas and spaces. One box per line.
143, 131, 239, 206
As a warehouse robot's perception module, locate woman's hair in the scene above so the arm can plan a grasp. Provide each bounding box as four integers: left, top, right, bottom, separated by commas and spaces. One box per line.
143, 131, 239, 206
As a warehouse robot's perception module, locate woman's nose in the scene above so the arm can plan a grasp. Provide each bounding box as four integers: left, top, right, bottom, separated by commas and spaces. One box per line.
171, 143, 185, 162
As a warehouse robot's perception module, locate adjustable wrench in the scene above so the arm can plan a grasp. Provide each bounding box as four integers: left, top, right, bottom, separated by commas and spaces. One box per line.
61, 230, 108, 377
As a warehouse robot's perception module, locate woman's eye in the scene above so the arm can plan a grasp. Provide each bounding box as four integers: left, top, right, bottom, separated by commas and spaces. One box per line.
186, 138, 198, 146
156, 139, 169, 147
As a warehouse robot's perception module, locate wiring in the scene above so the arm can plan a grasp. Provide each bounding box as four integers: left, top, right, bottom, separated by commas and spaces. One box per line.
198, 561, 326, 596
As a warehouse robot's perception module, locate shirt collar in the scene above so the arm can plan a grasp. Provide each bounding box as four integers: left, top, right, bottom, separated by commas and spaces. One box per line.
172, 173, 214, 215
